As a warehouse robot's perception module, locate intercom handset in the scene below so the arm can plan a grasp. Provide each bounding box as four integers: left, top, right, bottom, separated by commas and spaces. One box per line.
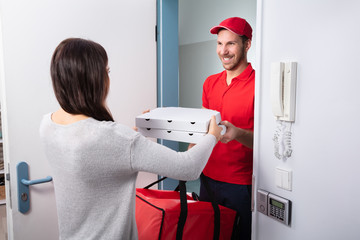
271, 62, 297, 160
271, 62, 285, 118
271, 62, 297, 122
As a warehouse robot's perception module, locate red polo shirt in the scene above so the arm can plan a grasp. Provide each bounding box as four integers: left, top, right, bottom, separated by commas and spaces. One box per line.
202, 63, 255, 185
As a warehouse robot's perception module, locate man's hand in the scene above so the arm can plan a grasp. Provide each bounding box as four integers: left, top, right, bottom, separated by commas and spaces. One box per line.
220, 120, 238, 143
220, 120, 254, 149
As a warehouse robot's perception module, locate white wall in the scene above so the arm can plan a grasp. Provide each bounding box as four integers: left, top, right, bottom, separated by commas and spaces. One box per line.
179, 0, 257, 108
254, 0, 360, 239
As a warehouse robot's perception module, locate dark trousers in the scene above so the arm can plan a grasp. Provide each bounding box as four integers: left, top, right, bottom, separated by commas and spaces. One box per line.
200, 175, 252, 240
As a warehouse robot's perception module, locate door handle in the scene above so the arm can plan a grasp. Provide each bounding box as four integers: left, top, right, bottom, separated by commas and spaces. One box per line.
21, 176, 52, 186
16, 161, 53, 214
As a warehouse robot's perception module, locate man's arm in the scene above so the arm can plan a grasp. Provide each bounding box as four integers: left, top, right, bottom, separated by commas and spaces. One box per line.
203, 106, 253, 149
220, 120, 253, 149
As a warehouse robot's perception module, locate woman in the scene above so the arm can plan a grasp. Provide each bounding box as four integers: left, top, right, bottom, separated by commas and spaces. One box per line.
40, 38, 222, 240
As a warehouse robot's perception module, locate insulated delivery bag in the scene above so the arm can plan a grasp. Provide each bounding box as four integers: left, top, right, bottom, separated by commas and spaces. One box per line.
135, 177, 237, 240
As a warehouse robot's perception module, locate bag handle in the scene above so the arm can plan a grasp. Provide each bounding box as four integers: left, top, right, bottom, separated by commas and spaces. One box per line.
200, 173, 220, 240
176, 181, 187, 240
143, 176, 168, 189
142, 176, 220, 240
176, 175, 220, 240
143, 176, 187, 240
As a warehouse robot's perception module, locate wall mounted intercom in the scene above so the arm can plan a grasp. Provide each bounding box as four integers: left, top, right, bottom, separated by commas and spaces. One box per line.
257, 189, 291, 226
271, 62, 297, 122
271, 61, 297, 160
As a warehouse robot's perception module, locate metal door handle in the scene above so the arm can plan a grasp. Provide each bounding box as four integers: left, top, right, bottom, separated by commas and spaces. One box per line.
21, 176, 52, 186
16, 161, 53, 214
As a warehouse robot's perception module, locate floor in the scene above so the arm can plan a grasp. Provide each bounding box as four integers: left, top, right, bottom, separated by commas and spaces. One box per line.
0, 204, 7, 240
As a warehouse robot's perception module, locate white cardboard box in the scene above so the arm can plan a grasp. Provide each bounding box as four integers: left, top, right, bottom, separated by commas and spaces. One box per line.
136, 107, 221, 133
136, 107, 223, 143
137, 127, 206, 144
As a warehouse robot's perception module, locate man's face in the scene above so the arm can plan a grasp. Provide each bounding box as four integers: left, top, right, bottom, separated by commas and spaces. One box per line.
216, 29, 248, 71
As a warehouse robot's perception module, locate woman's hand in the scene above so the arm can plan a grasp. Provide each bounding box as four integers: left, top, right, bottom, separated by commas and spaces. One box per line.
208, 115, 223, 142
133, 109, 151, 131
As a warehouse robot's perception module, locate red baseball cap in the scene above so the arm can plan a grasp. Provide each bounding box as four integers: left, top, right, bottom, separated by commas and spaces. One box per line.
210, 17, 252, 40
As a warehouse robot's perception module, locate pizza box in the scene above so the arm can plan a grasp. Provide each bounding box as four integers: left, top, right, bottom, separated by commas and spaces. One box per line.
137, 127, 207, 144
136, 107, 222, 133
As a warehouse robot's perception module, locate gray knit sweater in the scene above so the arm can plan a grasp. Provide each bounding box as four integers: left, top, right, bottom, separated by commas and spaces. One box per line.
39, 113, 216, 240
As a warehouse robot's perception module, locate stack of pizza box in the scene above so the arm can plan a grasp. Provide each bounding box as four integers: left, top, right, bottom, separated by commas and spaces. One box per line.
136, 107, 224, 144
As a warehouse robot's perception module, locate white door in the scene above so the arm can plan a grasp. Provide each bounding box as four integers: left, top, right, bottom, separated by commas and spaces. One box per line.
0, 0, 156, 239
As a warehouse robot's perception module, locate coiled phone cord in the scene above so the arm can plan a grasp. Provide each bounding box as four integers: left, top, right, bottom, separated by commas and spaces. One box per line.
273, 120, 293, 160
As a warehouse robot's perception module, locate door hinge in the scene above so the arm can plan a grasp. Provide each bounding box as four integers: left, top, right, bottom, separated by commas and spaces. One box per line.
155, 25, 158, 42
7, 163, 12, 209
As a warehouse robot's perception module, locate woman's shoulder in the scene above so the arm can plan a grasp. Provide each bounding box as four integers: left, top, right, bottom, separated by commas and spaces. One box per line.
89, 119, 139, 140
40, 112, 54, 130
39, 112, 141, 143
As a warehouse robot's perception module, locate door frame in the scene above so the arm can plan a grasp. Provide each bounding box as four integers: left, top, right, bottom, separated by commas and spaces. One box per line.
0, 12, 13, 239
157, 0, 180, 190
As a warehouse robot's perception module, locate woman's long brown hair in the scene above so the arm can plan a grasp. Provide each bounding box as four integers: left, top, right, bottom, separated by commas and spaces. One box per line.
50, 38, 114, 121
